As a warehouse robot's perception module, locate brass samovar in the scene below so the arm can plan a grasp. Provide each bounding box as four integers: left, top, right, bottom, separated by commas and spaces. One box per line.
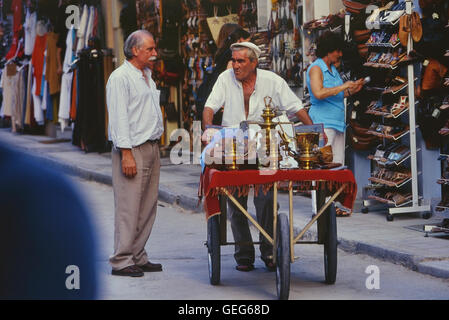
295, 132, 320, 170
244, 97, 294, 170
242, 96, 322, 170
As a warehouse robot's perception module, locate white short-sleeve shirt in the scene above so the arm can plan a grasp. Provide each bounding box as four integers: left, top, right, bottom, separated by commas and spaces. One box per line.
205, 68, 303, 127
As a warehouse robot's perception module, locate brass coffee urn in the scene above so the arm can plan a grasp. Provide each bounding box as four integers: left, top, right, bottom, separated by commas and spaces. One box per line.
295, 132, 320, 170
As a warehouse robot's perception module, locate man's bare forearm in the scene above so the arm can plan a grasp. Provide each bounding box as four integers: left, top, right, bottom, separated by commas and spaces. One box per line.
202, 107, 215, 130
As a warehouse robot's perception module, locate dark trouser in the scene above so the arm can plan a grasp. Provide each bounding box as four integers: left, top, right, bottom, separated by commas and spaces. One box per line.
228, 189, 274, 266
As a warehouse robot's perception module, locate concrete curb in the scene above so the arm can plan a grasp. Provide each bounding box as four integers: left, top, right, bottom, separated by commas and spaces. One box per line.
4, 139, 449, 280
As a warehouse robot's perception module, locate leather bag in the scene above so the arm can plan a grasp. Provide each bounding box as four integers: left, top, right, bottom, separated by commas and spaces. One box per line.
343, 0, 369, 14
207, 6, 239, 44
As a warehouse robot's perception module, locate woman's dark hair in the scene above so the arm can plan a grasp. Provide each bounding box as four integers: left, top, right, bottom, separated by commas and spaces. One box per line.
316, 31, 344, 58
215, 24, 250, 59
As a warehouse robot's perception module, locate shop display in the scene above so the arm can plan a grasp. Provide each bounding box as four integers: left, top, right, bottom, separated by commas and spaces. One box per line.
343, 0, 435, 221
0, 0, 110, 149
266, 0, 303, 87
0, 0, 446, 223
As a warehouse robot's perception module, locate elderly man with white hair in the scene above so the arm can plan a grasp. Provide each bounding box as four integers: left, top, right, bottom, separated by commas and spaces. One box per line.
106, 30, 164, 277
202, 42, 314, 272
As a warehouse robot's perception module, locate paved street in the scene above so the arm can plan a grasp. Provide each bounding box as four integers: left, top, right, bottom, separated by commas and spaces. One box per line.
73, 177, 449, 300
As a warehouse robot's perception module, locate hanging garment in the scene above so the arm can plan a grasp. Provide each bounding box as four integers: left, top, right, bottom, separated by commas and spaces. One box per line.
85, 6, 96, 48
59, 72, 73, 124
59, 27, 76, 129
21, 65, 29, 128
13, 66, 27, 131
103, 52, 114, 140
11, 0, 22, 34
73, 48, 107, 153
32, 77, 44, 125
31, 34, 48, 96
92, 7, 99, 38
24, 9, 37, 56
45, 32, 61, 95
63, 27, 76, 74
0, 65, 20, 118
5, 36, 24, 61
44, 81, 53, 121
76, 5, 89, 53
24, 65, 33, 125
52, 95, 59, 124
70, 69, 77, 121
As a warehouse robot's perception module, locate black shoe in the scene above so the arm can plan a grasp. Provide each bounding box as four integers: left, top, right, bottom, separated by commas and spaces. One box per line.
139, 261, 163, 272
261, 258, 276, 272
112, 265, 144, 277
235, 264, 255, 272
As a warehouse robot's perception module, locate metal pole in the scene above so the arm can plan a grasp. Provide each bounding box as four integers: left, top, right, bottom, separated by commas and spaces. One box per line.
294, 184, 347, 243
406, 0, 419, 208
221, 188, 274, 245
273, 182, 278, 264
289, 181, 295, 263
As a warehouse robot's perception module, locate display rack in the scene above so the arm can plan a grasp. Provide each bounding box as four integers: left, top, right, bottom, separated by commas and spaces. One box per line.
436, 141, 449, 213
361, 0, 431, 221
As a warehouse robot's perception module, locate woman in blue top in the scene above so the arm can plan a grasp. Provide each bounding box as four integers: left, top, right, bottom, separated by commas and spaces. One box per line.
307, 31, 365, 217
307, 31, 364, 166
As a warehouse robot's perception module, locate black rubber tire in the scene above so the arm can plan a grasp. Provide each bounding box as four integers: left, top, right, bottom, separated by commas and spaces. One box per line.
207, 215, 221, 285
324, 204, 337, 285
276, 213, 291, 300
362, 207, 369, 214
386, 214, 394, 222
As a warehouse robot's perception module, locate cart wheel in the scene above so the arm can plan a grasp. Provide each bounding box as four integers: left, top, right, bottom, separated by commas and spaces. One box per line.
276, 213, 291, 300
386, 214, 394, 222
324, 203, 337, 285
362, 207, 369, 214
207, 215, 221, 285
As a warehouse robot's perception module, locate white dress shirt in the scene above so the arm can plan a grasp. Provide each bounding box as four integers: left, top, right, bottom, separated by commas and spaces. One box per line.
107, 60, 163, 149
205, 68, 303, 127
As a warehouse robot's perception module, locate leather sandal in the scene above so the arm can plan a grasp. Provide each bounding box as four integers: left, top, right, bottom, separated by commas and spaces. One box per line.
399, 14, 410, 46
411, 11, 422, 43
336, 207, 352, 217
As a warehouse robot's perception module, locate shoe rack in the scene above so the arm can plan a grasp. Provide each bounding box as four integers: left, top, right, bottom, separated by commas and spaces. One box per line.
361, 0, 431, 221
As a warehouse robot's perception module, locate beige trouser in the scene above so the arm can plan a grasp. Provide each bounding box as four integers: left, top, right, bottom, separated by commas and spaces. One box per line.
109, 141, 160, 270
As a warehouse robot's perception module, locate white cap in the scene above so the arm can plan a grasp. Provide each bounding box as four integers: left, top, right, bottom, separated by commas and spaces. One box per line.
230, 42, 262, 59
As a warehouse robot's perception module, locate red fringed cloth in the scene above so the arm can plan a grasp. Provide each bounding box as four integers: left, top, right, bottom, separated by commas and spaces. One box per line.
199, 168, 358, 220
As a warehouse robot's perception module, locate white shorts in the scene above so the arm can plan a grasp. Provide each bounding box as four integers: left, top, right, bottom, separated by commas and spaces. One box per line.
324, 128, 345, 165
